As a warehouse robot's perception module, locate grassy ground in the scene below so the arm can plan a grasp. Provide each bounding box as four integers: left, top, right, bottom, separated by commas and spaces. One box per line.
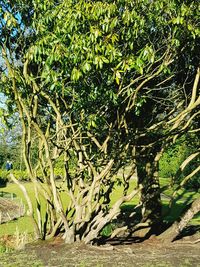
0, 183, 36, 236
0, 178, 199, 237
0, 179, 139, 237
0, 181, 73, 236
0, 238, 200, 267
0, 179, 200, 267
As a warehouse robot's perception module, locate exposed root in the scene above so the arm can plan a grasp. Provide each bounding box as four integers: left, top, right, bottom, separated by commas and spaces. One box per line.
110, 226, 128, 239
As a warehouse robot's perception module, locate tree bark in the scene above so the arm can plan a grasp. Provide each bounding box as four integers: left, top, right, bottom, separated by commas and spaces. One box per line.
136, 147, 162, 227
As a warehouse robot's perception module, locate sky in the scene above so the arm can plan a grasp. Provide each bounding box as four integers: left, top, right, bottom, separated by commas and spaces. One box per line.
0, 93, 6, 109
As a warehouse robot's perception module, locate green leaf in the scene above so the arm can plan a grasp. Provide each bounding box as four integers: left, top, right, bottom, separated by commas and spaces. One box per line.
82, 62, 91, 73
115, 71, 121, 85
71, 68, 82, 81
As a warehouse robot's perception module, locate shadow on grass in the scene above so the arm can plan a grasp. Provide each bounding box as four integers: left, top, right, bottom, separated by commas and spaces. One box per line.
0, 191, 17, 198
174, 224, 200, 241
162, 191, 196, 223
100, 194, 200, 245
0, 177, 8, 188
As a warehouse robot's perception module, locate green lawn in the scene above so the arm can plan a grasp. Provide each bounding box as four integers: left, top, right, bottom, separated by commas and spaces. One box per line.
0, 178, 199, 237
0, 183, 37, 236
0, 181, 71, 236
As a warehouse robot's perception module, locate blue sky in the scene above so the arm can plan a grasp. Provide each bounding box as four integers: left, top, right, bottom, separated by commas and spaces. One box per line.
0, 93, 6, 109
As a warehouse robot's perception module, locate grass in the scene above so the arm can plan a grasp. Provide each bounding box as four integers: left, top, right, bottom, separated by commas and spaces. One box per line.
0, 180, 72, 236
0, 183, 36, 236
0, 178, 139, 237
160, 177, 200, 225
110, 178, 139, 206
0, 252, 44, 267
0, 177, 199, 238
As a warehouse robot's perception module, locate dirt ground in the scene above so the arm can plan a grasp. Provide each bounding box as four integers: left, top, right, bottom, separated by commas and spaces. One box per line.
0, 236, 200, 267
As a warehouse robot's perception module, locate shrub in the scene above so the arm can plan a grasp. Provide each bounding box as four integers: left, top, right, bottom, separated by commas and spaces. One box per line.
0, 168, 66, 183
0, 170, 9, 184
159, 141, 187, 179
0, 169, 29, 182
12, 170, 29, 181
159, 135, 200, 190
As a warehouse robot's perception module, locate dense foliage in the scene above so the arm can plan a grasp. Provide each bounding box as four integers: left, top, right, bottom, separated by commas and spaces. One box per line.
160, 134, 200, 190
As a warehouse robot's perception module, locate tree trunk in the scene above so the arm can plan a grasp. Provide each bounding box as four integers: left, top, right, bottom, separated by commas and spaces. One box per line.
136, 147, 162, 227
159, 197, 200, 242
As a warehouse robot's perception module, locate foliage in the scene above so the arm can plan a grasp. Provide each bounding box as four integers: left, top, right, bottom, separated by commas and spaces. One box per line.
185, 175, 200, 191
0, 243, 13, 253
160, 134, 200, 190
0, 169, 28, 181
0, 120, 23, 169
159, 137, 191, 179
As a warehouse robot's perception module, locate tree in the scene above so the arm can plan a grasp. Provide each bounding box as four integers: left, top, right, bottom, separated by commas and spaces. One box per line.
159, 133, 200, 190
0, 0, 200, 243
0, 112, 23, 169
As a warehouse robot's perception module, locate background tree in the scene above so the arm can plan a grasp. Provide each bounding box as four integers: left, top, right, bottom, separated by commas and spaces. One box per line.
0, 111, 23, 169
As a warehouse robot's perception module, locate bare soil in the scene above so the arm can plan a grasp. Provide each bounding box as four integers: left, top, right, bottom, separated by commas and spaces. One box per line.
0, 236, 200, 267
